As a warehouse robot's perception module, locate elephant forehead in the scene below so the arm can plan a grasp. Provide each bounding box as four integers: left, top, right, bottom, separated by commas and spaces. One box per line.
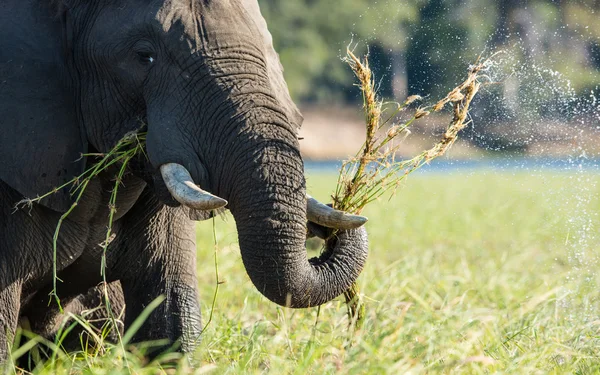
155, 0, 265, 52
155, 0, 201, 42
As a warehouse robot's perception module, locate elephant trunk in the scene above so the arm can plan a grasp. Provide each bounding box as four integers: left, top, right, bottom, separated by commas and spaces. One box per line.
225, 136, 368, 308
147, 82, 368, 308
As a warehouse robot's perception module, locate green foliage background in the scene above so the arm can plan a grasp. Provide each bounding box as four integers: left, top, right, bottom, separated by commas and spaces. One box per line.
259, 0, 600, 104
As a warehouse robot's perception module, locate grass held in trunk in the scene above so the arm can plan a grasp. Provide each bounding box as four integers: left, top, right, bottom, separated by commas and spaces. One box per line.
335, 49, 497, 325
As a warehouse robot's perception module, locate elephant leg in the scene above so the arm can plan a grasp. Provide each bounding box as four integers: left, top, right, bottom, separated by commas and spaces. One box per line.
14, 281, 124, 370
120, 271, 201, 353
20, 259, 106, 340
56, 281, 125, 352
109, 188, 201, 354
0, 281, 21, 364
26, 281, 125, 347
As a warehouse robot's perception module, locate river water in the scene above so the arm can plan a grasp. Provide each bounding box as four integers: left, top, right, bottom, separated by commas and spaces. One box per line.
305, 157, 600, 174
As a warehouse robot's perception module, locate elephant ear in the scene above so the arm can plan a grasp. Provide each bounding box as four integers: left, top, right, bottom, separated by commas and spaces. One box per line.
0, 2, 85, 212
242, 0, 304, 131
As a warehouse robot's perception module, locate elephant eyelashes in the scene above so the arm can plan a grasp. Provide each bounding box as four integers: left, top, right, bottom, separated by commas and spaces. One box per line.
136, 51, 155, 65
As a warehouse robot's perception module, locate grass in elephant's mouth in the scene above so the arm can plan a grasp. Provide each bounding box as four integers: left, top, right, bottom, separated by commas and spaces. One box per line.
15, 131, 147, 327
334, 49, 499, 326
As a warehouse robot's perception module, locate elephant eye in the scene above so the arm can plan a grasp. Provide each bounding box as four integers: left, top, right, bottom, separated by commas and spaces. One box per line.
137, 51, 155, 65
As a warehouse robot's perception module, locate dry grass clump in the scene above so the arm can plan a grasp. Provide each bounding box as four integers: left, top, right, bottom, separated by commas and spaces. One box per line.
334, 48, 497, 325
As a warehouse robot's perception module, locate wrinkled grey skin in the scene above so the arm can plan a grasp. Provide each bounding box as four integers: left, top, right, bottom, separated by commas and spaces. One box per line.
0, 0, 368, 361
20, 281, 125, 354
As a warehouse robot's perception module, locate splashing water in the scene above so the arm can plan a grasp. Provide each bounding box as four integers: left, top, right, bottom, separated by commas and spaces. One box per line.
470, 43, 600, 322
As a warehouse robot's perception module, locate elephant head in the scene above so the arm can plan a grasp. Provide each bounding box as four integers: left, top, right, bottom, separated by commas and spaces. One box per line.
0, 0, 368, 308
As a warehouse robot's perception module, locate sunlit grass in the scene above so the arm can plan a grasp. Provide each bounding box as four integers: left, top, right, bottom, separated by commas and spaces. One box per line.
193, 170, 600, 374
11, 171, 600, 374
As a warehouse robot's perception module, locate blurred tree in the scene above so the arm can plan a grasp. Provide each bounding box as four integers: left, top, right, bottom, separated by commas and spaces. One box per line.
258, 0, 423, 103
406, 0, 472, 98
257, 0, 599, 131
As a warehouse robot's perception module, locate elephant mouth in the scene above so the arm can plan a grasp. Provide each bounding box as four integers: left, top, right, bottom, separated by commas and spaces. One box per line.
158, 163, 368, 229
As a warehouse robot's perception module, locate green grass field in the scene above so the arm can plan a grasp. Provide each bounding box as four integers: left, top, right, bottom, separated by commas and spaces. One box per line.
10, 171, 600, 374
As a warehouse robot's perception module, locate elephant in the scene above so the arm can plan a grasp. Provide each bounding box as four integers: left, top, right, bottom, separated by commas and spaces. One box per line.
0, 0, 369, 363
18, 281, 125, 357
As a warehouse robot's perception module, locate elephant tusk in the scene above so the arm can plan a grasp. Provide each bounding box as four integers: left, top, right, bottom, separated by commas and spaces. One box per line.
306, 195, 368, 230
160, 163, 228, 211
